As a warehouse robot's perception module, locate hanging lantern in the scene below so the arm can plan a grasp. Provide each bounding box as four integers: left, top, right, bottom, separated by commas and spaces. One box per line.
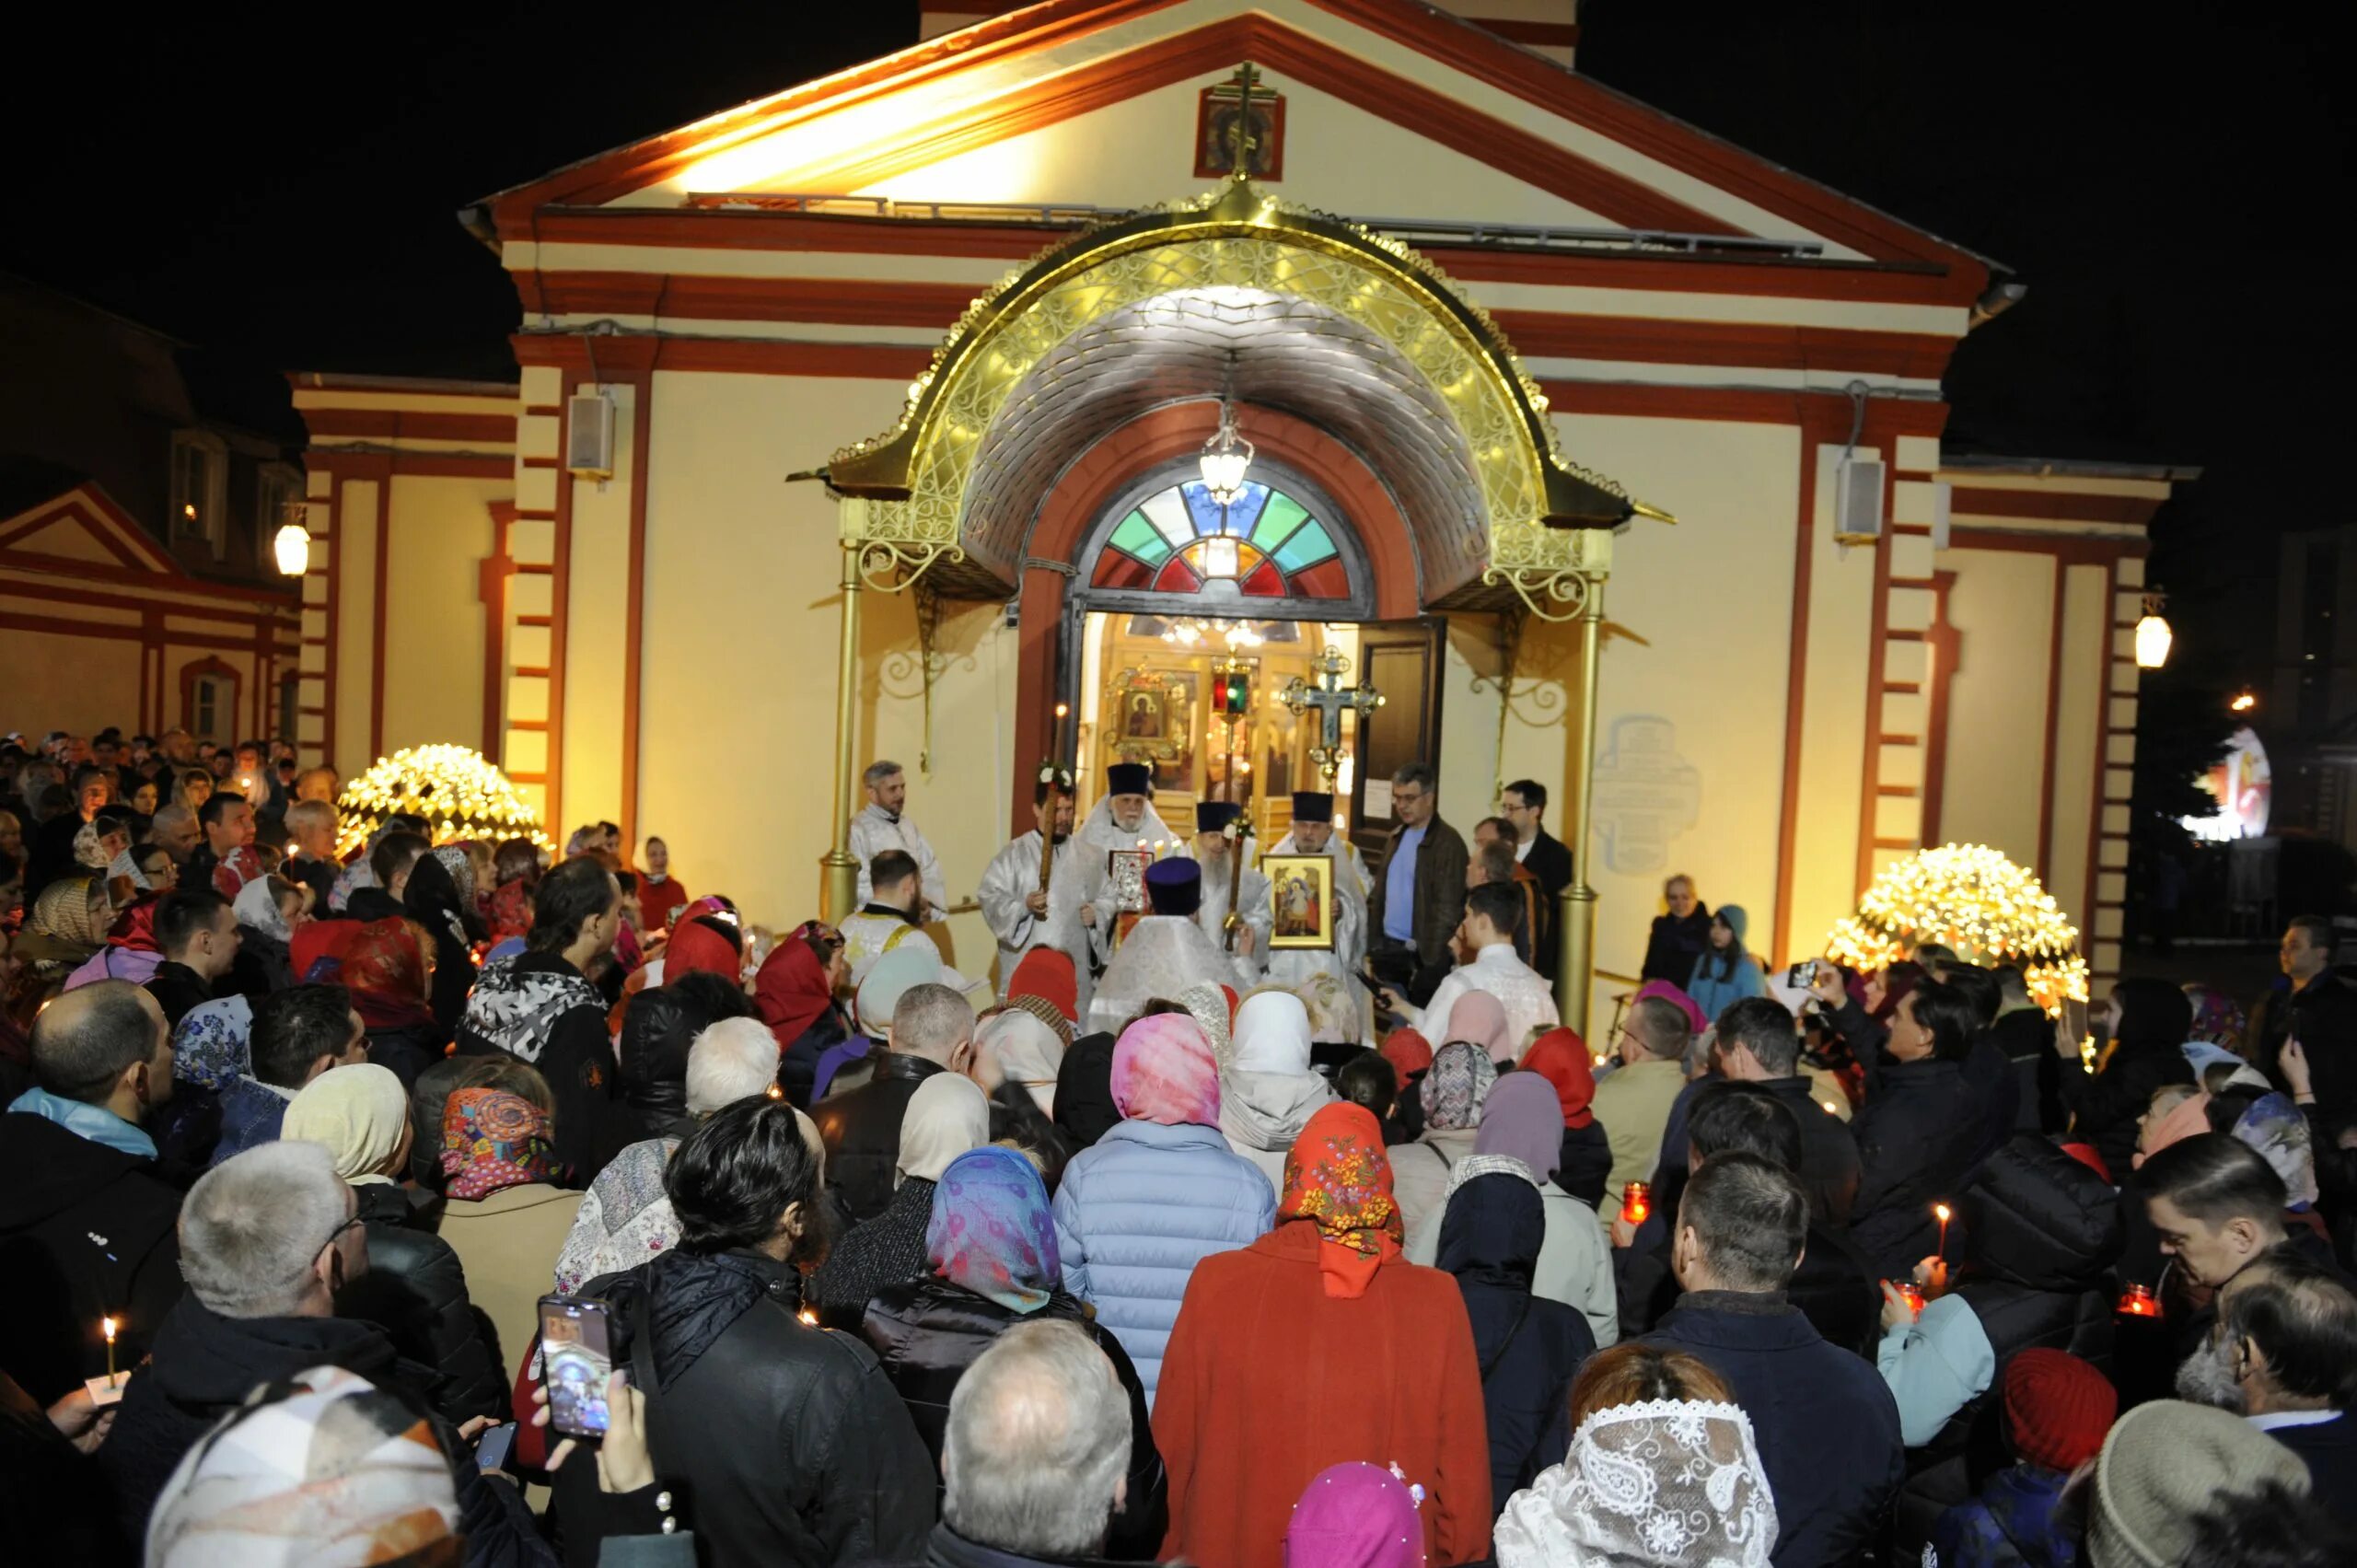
1198, 352, 1255, 505
273, 519, 310, 575
2134, 594, 2173, 669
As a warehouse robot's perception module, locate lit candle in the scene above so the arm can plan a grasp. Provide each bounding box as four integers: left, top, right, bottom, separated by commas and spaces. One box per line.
102, 1316, 117, 1385
1620, 1181, 1651, 1226
2116, 1283, 2162, 1319
797, 1307, 819, 1327
1933, 1202, 1952, 1260
764, 1083, 784, 1100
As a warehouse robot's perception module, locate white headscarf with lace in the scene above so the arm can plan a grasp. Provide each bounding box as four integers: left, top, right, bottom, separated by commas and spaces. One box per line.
1494, 1399, 1777, 1568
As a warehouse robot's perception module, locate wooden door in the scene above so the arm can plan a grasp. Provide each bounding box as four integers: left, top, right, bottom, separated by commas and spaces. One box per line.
1348, 618, 1445, 861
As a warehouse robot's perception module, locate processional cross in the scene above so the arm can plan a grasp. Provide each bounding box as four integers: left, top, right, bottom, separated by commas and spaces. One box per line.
1280, 646, 1384, 784
1228, 62, 1261, 180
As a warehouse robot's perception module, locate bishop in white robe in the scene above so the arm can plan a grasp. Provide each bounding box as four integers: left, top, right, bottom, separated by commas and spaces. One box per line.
1087, 858, 1256, 1038
1262, 791, 1373, 1036
1176, 800, 1271, 983
978, 773, 1104, 1016
1070, 761, 1178, 915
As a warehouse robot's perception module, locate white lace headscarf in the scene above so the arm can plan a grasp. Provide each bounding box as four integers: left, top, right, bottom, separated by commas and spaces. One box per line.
1494, 1399, 1777, 1568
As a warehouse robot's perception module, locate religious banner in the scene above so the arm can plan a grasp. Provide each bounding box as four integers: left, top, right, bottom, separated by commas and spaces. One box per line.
1264, 854, 1335, 950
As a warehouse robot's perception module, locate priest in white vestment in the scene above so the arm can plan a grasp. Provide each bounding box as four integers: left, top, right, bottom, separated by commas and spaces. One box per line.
1177, 800, 1270, 984
1070, 761, 1177, 914
1262, 790, 1372, 1040
848, 759, 946, 918
978, 767, 1104, 1016
1086, 858, 1257, 1037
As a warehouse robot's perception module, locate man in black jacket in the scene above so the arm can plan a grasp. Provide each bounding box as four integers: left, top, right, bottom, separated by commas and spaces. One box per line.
928, 1320, 1141, 1568
560, 1097, 935, 1567
1499, 778, 1572, 897
0, 981, 184, 1405
2195, 1253, 2357, 1529
145, 889, 239, 1027
812, 981, 974, 1223
1649, 996, 1864, 1232
1645, 1152, 1904, 1568
2248, 916, 2357, 1119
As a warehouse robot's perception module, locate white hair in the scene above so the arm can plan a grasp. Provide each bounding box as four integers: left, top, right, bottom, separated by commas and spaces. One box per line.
944, 1320, 1132, 1557
686, 1016, 781, 1114
179, 1141, 348, 1318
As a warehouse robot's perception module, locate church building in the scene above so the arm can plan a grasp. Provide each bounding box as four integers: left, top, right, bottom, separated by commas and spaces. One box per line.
273, 0, 2185, 1032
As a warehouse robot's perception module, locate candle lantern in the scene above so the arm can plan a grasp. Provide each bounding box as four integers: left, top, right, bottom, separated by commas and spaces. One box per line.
1620, 1181, 1651, 1226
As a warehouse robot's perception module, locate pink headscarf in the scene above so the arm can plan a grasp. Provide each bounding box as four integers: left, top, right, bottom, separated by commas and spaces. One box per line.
2132, 1090, 2213, 1170
1635, 980, 1709, 1036
1109, 1014, 1221, 1127
1285, 1460, 1424, 1568
1444, 991, 1515, 1064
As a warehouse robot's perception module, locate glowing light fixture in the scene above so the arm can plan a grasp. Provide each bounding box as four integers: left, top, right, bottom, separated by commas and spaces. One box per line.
1824, 842, 2088, 1016
335, 744, 553, 858
2133, 594, 2173, 669
1201, 536, 1241, 579
2230, 690, 2257, 713
273, 519, 310, 575
1198, 354, 1254, 504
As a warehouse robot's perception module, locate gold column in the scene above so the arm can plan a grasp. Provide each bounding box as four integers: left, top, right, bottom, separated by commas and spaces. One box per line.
1556, 577, 1605, 1030
821, 517, 865, 923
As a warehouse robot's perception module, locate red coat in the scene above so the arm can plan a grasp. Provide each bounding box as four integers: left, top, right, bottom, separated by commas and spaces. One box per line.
1153, 1219, 1492, 1568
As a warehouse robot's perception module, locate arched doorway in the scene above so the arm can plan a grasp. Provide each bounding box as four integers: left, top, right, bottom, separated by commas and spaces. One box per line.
819, 169, 1669, 1019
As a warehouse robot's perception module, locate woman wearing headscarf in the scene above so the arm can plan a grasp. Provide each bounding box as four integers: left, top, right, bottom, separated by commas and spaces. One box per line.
14, 877, 110, 980
1434, 1157, 1596, 1509
1051, 1013, 1275, 1406
809, 1072, 992, 1329
1283, 1463, 1426, 1568
1052, 1028, 1120, 1149
1437, 989, 1515, 1066
337, 918, 448, 1089
147, 993, 253, 1168
973, 1007, 1065, 1117
224, 875, 304, 999
1448, 1070, 1620, 1347
404, 847, 482, 1033
1493, 1376, 1776, 1567
1388, 1041, 1497, 1262
1378, 1026, 1435, 1140
434, 1086, 584, 1387
1155, 1102, 1492, 1568
283, 1063, 508, 1423
1219, 990, 1335, 1191
860, 1145, 1168, 1559
1520, 1028, 1611, 1207
756, 923, 850, 1108
485, 837, 541, 947
2054, 976, 2197, 1183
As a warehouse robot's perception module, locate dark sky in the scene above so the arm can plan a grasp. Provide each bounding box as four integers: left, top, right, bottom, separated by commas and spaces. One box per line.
5, 2, 2340, 677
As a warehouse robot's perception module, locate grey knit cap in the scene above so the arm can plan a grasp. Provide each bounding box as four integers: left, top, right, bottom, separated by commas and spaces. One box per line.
2085, 1400, 2310, 1568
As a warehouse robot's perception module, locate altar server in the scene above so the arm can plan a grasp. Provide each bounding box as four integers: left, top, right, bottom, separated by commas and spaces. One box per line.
849, 759, 946, 918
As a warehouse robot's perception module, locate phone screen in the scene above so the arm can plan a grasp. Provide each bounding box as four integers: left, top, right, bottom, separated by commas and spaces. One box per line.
538, 1295, 613, 1438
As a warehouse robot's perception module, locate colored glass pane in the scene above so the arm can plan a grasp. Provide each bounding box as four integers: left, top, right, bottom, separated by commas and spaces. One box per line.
1290, 559, 1351, 599
1139, 489, 1194, 547
1092, 552, 1155, 590
1222, 482, 1271, 537
1109, 511, 1171, 564
1272, 519, 1337, 575
1250, 491, 1311, 553
1181, 481, 1226, 537
1151, 554, 1204, 593
1240, 560, 1287, 598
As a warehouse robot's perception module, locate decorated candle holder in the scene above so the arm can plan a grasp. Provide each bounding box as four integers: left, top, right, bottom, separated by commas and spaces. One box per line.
2116, 1282, 2162, 1319
1620, 1181, 1651, 1225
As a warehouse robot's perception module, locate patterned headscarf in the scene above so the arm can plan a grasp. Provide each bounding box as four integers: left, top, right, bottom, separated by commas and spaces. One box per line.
31, 877, 109, 950
1281, 1102, 1404, 1298
2233, 1092, 2320, 1209
1285, 1461, 1425, 1568
1422, 1042, 1498, 1132
431, 844, 476, 904
439, 1088, 552, 1200
2182, 983, 2248, 1048
1494, 1400, 1776, 1568
1109, 1013, 1221, 1127
1177, 981, 1235, 1069
1520, 1029, 1596, 1130
172, 995, 255, 1092
1444, 990, 1515, 1063
234, 877, 294, 944
928, 1145, 1061, 1313
145, 1363, 461, 1567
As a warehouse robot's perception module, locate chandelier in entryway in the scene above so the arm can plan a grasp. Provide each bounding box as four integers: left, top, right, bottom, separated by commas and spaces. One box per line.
1198, 353, 1255, 505
1159, 616, 1267, 650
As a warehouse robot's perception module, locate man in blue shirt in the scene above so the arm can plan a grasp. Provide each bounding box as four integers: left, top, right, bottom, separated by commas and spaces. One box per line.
1365, 761, 1468, 1008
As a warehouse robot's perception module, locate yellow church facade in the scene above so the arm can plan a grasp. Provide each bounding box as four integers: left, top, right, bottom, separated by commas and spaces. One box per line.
280, 0, 2182, 1033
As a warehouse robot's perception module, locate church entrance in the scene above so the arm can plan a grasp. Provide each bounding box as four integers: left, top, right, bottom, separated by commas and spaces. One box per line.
1064, 462, 1442, 857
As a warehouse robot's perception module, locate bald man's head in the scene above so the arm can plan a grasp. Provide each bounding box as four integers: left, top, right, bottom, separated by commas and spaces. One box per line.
32, 981, 169, 1104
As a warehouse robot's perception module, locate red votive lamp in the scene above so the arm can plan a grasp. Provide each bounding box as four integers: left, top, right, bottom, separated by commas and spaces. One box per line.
2117, 1283, 2162, 1319
1620, 1181, 1651, 1225
1890, 1281, 1925, 1320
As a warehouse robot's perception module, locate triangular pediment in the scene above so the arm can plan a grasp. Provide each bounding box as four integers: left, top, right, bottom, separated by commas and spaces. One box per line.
485, 0, 1993, 292
0, 484, 181, 577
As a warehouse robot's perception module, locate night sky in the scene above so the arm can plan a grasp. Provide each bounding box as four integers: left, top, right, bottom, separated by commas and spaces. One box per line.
4, 2, 2340, 678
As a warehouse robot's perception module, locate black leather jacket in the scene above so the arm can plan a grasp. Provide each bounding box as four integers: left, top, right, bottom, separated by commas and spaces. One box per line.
811, 1052, 946, 1224
861, 1275, 1167, 1560
557, 1248, 935, 1568
339, 1181, 509, 1423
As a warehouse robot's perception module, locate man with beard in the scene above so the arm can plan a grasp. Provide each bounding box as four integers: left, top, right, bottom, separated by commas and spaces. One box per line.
1261, 791, 1369, 1015
850, 761, 946, 922
979, 765, 1105, 1016
1179, 801, 1270, 982
1070, 761, 1177, 908
2174, 1251, 2357, 1525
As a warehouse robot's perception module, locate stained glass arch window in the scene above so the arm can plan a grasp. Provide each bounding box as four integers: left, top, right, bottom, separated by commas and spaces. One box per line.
1087, 479, 1353, 602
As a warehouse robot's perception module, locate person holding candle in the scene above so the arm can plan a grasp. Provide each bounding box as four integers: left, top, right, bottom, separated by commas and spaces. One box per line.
0, 981, 185, 1407
1848, 977, 1990, 1278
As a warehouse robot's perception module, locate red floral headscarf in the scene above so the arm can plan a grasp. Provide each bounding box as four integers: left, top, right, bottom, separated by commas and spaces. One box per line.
1280, 1102, 1404, 1298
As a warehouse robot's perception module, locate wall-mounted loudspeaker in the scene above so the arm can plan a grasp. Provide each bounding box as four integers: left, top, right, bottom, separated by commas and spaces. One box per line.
1834, 457, 1886, 545
566, 390, 616, 479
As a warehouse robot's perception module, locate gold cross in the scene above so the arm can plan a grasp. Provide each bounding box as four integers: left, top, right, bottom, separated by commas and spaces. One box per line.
1230, 62, 1260, 181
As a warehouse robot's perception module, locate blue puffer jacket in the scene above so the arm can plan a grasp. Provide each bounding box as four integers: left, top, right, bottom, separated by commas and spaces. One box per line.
1051, 1118, 1274, 1405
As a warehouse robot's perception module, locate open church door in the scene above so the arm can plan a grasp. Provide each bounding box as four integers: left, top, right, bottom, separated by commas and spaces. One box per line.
1347, 618, 1445, 863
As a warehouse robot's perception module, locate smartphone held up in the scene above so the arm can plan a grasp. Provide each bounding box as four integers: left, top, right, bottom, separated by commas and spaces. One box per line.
539, 1295, 614, 1439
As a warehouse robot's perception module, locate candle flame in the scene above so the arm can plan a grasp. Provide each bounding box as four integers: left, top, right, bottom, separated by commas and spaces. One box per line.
1933, 1203, 1952, 1222
1820, 1099, 1839, 1114
102, 1317, 117, 1342
797, 1307, 818, 1327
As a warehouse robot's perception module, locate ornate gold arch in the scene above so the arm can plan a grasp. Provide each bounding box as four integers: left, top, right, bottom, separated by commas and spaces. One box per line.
827, 172, 1666, 621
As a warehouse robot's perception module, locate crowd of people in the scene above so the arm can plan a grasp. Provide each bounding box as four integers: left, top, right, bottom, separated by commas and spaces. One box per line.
3, 726, 2356, 1566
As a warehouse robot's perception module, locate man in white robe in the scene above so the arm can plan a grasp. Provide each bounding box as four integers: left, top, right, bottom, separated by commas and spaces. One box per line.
1178, 801, 1270, 984
1087, 858, 1256, 1037
848, 759, 946, 919
1387, 880, 1560, 1062
978, 768, 1104, 1016
840, 847, 991, 1010
1263, 791, 1373, 1039
1070, 761, 1177, 916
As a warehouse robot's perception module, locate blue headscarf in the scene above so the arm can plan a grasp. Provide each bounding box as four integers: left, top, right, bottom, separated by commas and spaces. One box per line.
172, 995, 254, 1091
927, 1145, 1060, 1313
